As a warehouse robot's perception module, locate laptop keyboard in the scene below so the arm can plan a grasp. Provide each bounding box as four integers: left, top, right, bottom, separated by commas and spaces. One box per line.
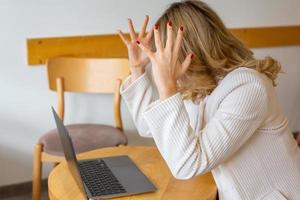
78, 160, 127, 196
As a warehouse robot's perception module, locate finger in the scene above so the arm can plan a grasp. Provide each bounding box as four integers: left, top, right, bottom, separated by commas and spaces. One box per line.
136, 40, 155, 60
180, 53, 193, 76
165, 21, 174, 51
138, 15, 149, 38
173, 26, 184, 59
145, 27, 154, 43
128, 18, 137, 41
154, 24, 163, 53
117, 30, 130, 46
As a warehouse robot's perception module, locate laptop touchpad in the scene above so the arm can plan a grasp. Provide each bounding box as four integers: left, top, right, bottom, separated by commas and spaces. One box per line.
111, 165, 156, 193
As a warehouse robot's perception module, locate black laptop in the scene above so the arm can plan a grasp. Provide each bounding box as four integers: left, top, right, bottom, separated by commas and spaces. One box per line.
51, 107, 156, 199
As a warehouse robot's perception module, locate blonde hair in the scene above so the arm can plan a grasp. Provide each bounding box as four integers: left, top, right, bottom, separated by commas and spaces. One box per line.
153, 0, 281, 102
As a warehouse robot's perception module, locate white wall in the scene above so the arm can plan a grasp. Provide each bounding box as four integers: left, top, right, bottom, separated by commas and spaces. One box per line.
0, 0, 299, 186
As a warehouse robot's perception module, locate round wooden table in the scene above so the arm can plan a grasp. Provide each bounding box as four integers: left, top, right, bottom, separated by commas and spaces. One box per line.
48, 146, 217, 200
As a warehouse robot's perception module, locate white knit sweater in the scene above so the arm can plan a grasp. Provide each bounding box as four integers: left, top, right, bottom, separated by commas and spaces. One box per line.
120, 65, 300, 200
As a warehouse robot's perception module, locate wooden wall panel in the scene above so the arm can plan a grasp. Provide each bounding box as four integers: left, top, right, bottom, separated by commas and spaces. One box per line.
27, 26, 300, 66
230, 26, 300, 48
27, 34, 128, 65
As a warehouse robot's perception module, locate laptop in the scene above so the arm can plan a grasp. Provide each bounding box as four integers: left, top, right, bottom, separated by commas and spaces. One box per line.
51, 107, 156, 200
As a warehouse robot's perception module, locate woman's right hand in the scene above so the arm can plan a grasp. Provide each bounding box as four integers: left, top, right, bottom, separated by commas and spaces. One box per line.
117, 15, 153, 80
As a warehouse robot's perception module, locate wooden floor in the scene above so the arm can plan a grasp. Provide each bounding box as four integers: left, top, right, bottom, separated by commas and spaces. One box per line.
4, 189, 48, 200
0, 179, 48, 200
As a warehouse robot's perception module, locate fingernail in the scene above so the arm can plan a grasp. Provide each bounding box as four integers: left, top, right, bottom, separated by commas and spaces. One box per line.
180, 26, 184, 31
136, 40, 140, 45
191, 54, 194, 59
155, 24, 159, 30
168, 21, 172, 27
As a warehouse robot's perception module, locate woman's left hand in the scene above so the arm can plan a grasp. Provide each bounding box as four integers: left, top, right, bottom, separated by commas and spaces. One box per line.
136, 21, 193, 100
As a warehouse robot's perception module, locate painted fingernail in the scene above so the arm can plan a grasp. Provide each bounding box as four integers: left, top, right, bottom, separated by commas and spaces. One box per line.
155, 24, 159, 30
180, 26, 184, 31
191, 54, 194, 59
168, 21, 172, 27
136, 40, 140, 45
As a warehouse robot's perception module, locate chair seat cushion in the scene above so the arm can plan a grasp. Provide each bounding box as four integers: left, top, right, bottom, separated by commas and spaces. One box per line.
39, 123, 127, 156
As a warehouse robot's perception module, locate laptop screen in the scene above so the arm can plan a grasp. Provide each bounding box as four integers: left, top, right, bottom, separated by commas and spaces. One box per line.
51, 107, 88, 197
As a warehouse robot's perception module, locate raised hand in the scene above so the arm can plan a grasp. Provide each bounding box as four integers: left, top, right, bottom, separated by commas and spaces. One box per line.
136, 22, 193, 100
117, 16, 153, 80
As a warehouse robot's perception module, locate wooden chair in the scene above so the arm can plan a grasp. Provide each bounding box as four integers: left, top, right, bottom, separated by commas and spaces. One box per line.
32, 57, 130, 200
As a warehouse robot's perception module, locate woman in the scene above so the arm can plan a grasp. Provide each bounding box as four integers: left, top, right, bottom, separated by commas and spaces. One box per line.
117, 1, 300, 199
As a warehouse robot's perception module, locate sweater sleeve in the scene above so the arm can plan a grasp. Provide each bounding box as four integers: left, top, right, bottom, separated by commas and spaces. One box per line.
142, 78, 268, 179
120, 64, 159, 138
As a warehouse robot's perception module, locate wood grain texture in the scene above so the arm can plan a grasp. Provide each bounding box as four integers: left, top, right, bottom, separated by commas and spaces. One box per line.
47, 57, 129, 129
28, 34, 128, 65
27, 26, 300, 66
48, 146, 217, 200
47, 57, 130, 93
114, 79, 123, 130
230, 26, 300, 48
55, 77, 64, 120
32, 144, 42, 200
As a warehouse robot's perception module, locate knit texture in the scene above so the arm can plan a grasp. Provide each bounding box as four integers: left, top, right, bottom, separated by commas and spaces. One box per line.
120, 67, 300, 200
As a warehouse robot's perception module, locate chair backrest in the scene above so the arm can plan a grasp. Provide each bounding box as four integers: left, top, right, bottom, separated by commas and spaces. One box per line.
46, 57, 130, 130
47, 57, 130, 93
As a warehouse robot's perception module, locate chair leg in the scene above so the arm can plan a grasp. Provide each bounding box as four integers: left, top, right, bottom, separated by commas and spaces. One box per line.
32, 144, 43, 200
